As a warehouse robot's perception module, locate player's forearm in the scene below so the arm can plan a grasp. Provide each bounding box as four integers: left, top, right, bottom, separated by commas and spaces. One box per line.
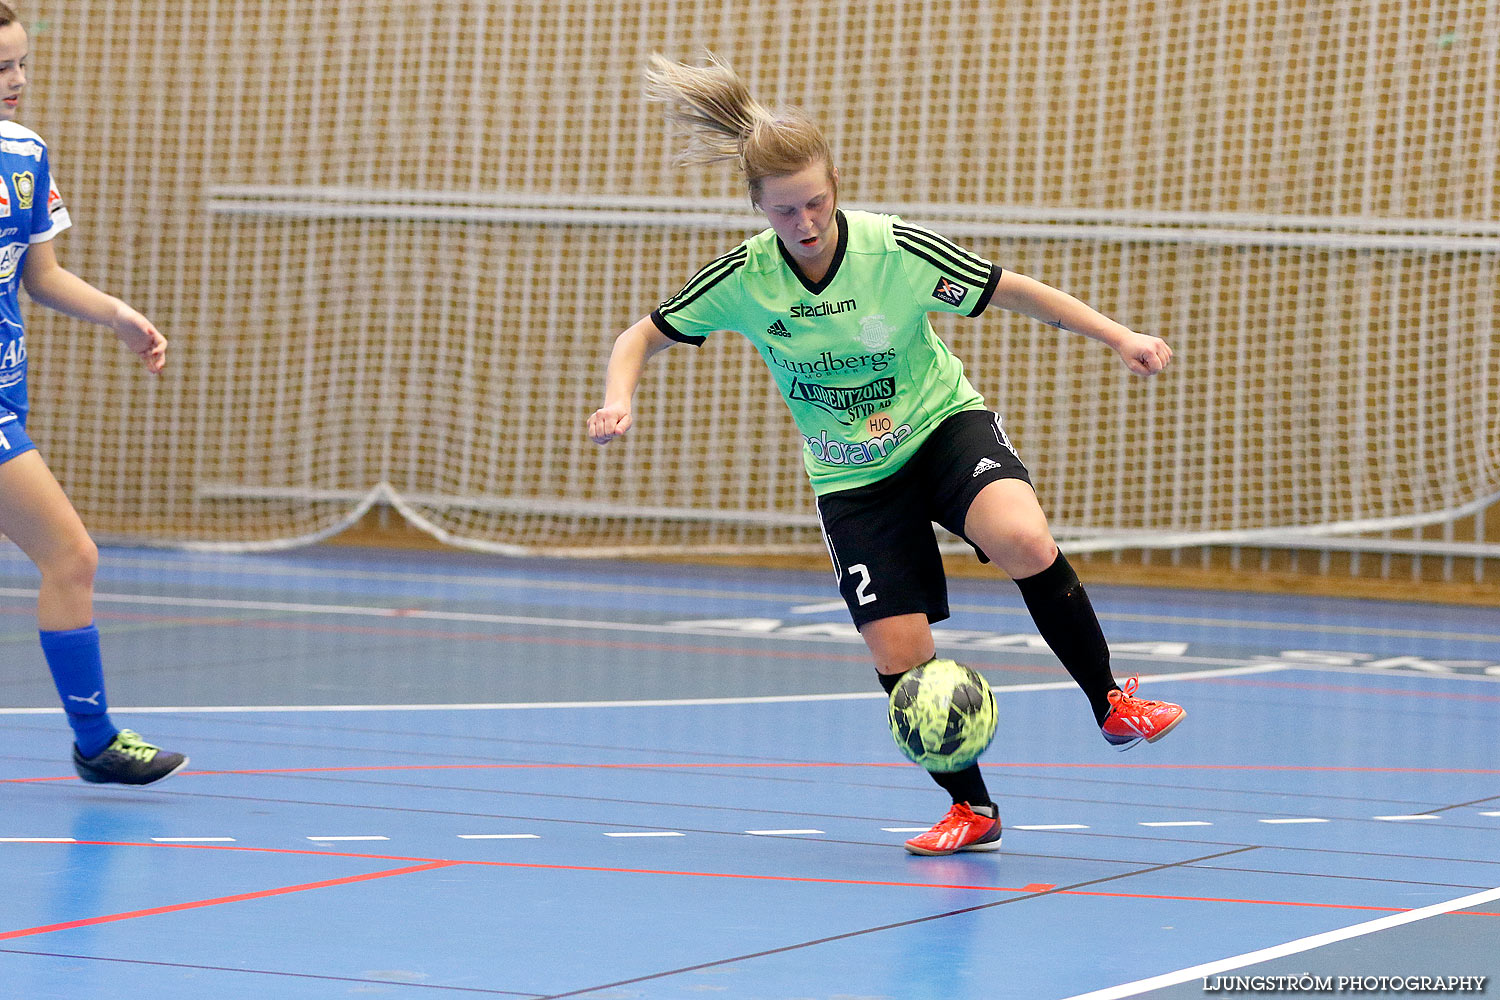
602, 318, 672, 408
992, 272, 1133, 350
23, 266, 131, 329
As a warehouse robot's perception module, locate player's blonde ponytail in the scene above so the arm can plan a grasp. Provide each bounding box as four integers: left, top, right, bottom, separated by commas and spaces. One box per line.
646, 52, 836, 204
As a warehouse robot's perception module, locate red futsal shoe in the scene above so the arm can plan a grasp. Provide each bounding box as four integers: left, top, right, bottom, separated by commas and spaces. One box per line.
903, 802, 1002, 856
1101, 675, 1185, 750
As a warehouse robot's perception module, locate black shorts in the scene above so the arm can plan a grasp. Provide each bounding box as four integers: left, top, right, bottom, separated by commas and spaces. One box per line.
816, 408, 1032, 629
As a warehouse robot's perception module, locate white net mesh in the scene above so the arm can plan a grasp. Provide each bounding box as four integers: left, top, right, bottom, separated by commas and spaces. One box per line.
19, 0, 1500, 555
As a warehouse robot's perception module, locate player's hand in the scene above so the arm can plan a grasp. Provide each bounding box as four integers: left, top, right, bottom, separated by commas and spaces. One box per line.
587, 404, 633, 444
111, 306, 168, 374
1116, 332, 1171, 377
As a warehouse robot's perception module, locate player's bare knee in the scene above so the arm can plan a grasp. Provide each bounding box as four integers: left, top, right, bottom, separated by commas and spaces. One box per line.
864, 628, 935, 675
871, 637, 936, 674
45, 534, 98, 590
1016, 533, 1059, 576
882, 654, 928, 675
981, 530, 1056, 578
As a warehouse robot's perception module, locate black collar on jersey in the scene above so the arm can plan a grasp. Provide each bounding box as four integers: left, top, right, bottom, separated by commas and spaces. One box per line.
777, 209, 848, 295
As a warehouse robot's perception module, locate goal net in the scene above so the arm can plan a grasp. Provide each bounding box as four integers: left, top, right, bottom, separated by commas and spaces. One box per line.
20, 0, 1500, 556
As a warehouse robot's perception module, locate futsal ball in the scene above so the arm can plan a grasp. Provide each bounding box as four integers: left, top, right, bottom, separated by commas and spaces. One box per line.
887, 659, 997, 772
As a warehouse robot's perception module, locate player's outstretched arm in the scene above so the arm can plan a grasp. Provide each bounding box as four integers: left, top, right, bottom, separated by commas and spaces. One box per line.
587, 316, 676, 445
990, 270, 1171, 377
20, 240, 167, 374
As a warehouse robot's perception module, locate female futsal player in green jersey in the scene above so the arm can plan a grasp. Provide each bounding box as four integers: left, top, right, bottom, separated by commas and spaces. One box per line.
588, 54, 1184, 855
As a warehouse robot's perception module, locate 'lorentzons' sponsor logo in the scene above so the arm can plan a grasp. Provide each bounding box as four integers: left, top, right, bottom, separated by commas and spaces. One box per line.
788, 377, 897, 417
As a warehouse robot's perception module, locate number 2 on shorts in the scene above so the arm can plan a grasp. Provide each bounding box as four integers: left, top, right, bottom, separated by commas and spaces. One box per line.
848, 563, 877, 606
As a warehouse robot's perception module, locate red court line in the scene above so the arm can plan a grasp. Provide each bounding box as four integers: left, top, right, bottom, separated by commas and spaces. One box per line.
0, 859, 458, 941
1211, 678, 1500, 703
7, 760, 1500, 783
6, 840, 1497, 923
1057, 886, 1500, 917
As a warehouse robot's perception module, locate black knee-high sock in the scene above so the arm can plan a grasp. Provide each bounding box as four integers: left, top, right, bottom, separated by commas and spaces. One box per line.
1014, 552, 1118, 726
878, 668, 993, 808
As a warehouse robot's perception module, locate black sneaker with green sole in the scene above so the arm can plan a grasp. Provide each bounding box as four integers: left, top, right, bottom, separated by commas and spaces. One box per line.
72, 730, 189, 786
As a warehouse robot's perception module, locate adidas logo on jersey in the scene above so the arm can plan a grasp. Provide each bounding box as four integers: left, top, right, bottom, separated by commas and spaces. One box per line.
972, 457, 1004, 478
766, 319, 791, 338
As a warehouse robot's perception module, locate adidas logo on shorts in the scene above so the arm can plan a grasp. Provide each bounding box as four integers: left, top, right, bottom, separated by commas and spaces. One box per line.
972, 457, 1004, 478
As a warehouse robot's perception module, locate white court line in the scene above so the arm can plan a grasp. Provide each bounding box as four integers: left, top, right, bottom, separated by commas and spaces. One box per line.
8, 580, 1496, 686
745, 829, 824, 836
1373, 814, 1441, 821
881, 827, 931, 833
1056, 883, 1500, 1000
0, 587, 1290, 672
1139, 821, 1213, 828
0, 692, 889, 714
1071, 609, 1500, 645
457, 834, 540, 840
0, 662, 1289, 715
603, 831, 684, 838
0, 587, 692, 635
306, 836, 389, 842
3, 586, 1428, 682
0, 554, 836, 609
1481, 811, 1500, 817
151, 837, 236, 843
1014, 824, 1091, 831
7, 552, 1496, 643
1258, 818, 1329, 825
0, 837, 76, 843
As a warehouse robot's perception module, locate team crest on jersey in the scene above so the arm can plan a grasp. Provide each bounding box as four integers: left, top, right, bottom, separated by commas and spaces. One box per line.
857, 314, 893, 352
12, 172, 33, 210
932, 277, 967, 306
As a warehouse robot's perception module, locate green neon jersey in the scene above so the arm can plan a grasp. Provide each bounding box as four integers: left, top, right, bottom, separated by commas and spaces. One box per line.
651, 209, 1001, 494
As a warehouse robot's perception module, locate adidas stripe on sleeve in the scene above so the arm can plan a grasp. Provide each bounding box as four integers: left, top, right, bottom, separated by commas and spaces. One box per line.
649, 245, 749, 345
892, 221, 1001, 318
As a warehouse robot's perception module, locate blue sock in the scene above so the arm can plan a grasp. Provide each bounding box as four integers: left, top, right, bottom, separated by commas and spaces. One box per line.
40, 624, 118, 757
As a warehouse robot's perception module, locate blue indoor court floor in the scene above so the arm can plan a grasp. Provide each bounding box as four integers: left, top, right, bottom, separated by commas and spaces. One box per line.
1, 544, 1497, 999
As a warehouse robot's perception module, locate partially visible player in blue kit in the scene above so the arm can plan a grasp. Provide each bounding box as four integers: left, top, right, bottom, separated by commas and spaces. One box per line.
0, 5, 185, 785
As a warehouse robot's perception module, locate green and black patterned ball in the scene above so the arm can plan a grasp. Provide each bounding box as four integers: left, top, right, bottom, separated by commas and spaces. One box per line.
887, 659, 997, 772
